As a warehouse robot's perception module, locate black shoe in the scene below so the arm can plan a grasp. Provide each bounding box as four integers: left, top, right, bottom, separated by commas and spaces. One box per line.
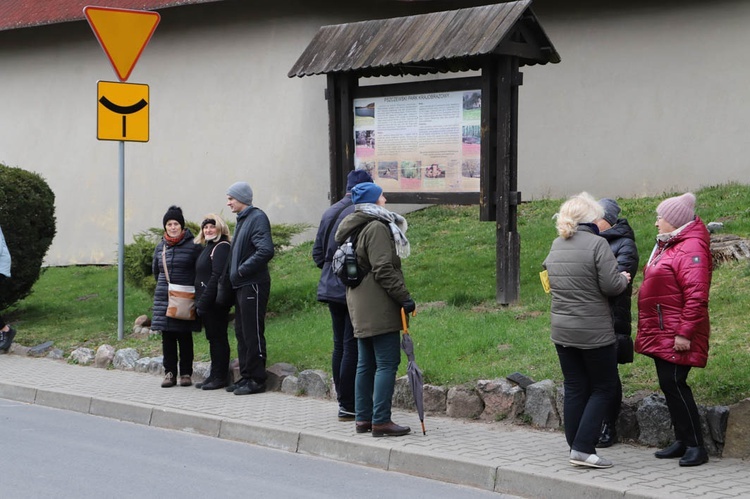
679, 446, 709, 467
596, 422, 617, 448
655, 441, 687, 459
225, 378, 247, 393
195, 376, 215, 389
0, 327, 16, 352
338, 408, 356, 421
202, 378, 228, 390
234, 379, 266, 395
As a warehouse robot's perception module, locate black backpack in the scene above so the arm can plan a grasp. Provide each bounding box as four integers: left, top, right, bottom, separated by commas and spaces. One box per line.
331, 223, 368, 288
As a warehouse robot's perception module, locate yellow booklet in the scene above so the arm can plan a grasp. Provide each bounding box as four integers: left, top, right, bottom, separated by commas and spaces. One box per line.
539, 270, 551, 293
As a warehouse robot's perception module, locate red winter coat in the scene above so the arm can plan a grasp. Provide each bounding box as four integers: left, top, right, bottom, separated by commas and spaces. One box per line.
635, 217, 711, 367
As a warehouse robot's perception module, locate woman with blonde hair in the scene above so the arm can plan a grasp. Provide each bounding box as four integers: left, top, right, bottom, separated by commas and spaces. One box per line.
194, 214, 232, 390
543, 192, 630, 468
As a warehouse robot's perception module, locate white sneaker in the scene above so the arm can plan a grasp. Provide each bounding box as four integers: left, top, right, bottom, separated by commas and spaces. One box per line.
570, 450, 613, 469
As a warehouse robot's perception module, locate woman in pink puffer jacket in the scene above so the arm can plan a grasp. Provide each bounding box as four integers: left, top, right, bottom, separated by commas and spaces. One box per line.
636, 192, 712, 467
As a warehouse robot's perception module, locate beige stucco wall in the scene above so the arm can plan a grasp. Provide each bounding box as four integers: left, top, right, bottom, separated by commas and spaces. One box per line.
0, 0, 747, 265
521, 0, 750, 199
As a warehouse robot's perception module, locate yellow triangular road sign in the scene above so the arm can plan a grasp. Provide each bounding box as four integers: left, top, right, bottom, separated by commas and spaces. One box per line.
84, 6, 160, 82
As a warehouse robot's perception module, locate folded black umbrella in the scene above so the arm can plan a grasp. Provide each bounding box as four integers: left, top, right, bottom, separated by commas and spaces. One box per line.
401, 308, 425, 435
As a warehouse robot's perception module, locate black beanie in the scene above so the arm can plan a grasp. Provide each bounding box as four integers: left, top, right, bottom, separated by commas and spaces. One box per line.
346, 169, 373, 192
163, 205, 185, 229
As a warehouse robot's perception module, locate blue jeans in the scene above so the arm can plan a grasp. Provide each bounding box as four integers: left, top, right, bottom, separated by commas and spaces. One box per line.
356, 332, 401, 425
329, 302, 357, 412
556, 343, 618, 454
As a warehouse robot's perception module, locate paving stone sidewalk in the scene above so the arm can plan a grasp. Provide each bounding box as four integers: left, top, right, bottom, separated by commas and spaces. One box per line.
0, 355, 748, 498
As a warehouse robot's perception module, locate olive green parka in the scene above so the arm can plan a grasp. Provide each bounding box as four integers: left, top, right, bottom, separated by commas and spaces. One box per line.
335, 210, 411, 338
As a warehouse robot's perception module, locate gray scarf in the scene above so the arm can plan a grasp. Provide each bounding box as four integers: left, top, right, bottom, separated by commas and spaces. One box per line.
356, 203, 411, 258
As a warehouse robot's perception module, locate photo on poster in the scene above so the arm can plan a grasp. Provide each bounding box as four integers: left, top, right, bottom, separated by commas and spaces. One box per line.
423, 162, 447, 189
462, 124, 480, 144
401, 161, 420, 180
424, 163, 446, 179
463, 91, 481, 121
378, 161, 399, 180
355, 130, 376, 157
400, 161, 422, 189
354, 102, 376, 127
462, 158, 480, 178
462, 124, 481, 157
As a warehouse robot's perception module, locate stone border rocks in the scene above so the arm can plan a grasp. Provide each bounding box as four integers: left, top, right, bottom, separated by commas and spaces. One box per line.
5, 336, 741, 458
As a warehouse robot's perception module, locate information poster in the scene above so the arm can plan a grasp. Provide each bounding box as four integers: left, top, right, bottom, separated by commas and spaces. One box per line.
353, 89, 481, 193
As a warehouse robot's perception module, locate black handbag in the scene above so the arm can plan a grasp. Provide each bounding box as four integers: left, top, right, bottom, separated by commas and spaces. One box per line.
215, 250, 234, 308
616, 334, 634, 364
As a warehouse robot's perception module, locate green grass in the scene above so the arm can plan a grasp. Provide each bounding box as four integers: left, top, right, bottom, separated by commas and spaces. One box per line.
7, 183, 750, 406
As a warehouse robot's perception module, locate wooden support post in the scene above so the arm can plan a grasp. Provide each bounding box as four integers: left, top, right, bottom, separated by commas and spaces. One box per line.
479, 60, 496, 222
326, 74, 356, 204
494, 57, 521, 305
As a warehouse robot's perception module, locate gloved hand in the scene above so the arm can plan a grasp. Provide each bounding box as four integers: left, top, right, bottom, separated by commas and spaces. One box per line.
402, 298, 416, 314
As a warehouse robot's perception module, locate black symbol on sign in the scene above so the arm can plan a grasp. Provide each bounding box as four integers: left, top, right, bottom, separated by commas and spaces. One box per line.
99, 96, 148, 138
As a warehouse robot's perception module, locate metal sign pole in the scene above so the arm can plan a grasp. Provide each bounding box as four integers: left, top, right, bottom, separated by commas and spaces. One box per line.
85, 7, 159, 341
118, 140, 125, 340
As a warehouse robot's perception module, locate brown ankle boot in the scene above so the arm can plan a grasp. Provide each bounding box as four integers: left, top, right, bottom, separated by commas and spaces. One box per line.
372, 421, 410, 437
161, 373, 176, 388
355, 421, 372, 433
179, 375, 192, 387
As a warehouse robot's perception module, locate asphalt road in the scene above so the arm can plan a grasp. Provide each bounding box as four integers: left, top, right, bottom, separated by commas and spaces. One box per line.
0, 398, 518, 498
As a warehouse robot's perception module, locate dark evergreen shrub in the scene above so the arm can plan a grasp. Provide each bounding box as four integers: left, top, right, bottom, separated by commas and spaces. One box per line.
0, 164, 56, 309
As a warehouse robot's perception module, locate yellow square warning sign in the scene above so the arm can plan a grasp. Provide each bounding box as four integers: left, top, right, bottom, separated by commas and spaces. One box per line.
97, 81, 149, 142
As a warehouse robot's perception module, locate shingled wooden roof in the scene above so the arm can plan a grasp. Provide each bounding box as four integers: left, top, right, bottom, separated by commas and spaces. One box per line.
288, 0, 559, 79
0, 0, 222, 31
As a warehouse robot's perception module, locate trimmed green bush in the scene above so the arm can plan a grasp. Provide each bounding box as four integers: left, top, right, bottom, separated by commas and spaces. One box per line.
0, 164, 56, 309
123, 229, 162, 296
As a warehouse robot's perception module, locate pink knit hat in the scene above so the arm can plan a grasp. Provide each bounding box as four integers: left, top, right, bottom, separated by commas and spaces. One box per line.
657, 192, 696, 228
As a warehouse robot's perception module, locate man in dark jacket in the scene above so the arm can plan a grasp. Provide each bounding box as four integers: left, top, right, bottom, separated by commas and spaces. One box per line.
312, 169, 373, 421
595, 198, 640, 447
226, 181, 275, 395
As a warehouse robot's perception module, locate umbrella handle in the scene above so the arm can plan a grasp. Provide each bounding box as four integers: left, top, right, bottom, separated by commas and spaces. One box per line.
401, 308, 408, 334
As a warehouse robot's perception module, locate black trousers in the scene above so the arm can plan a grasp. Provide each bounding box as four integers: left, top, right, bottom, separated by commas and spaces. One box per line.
202, 307, 231, 381
235, 282, 270, 383
654, 357, 703, 447
604, 370, 623, 426
329, 302, 357, 412
162, 330, 194, 377
556, 343, 618, 454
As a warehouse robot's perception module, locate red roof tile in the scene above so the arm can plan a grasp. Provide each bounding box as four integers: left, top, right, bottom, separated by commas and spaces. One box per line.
0, 0, 223, 31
